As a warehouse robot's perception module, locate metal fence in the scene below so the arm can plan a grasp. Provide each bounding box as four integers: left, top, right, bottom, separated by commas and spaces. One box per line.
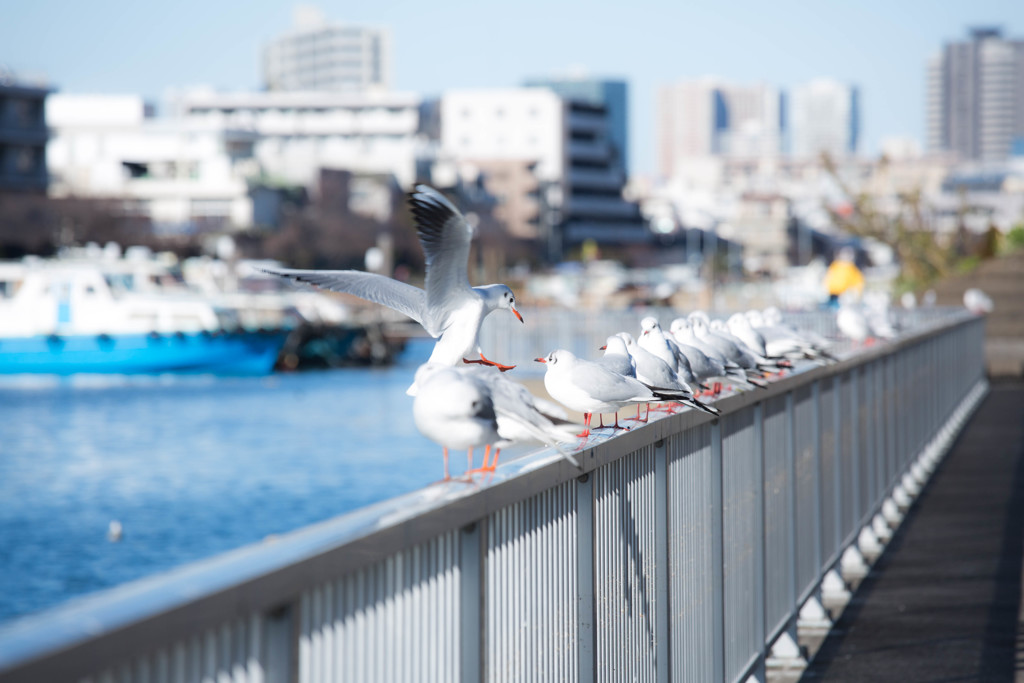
0, 311, 988, 683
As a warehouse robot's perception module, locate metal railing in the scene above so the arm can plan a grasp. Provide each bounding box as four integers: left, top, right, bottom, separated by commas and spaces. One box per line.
0, 310, 988, 683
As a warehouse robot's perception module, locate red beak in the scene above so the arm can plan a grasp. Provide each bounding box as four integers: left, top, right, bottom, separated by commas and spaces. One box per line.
534, 357, 546, 363
599, 345, 607, 350
512, 306, 524, 323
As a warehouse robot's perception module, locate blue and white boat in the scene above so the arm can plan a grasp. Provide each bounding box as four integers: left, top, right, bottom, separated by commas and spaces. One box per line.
0, 256, 288, 375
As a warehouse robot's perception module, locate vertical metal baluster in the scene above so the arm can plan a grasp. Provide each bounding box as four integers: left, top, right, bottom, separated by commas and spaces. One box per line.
460, 523, 482, 683
577, 472, 595, 683
711, 420, 725, 683
655, 439, 670, 683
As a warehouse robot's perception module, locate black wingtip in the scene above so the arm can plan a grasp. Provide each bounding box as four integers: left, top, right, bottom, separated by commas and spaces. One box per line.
407, 185, 458, 244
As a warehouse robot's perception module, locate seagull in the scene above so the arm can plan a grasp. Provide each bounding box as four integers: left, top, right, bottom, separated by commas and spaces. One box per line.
597, 334, 637, 379
412, 364, 500, 480
260, 185, 524, 395
443, 364, 582, 470
837, 297, 871, 344
964, 288, 993, 314
536, 349, 718, 438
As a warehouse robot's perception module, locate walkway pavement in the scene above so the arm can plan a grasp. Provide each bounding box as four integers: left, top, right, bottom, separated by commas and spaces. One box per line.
803, 381, 1024, 682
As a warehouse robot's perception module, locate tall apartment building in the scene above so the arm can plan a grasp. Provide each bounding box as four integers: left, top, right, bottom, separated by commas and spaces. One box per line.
0, 77, 51, 194
263, 6, 389, 93
789, 79, 859, 161
927, 27, 1024, 161
441, 88, 647, 255
657, 79, 783, 178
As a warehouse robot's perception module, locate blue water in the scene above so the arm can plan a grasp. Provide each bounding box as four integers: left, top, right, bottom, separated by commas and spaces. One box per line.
0, 338, 455, 625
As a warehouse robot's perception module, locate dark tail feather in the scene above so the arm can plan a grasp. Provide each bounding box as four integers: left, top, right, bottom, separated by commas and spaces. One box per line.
682, 397, 720, 415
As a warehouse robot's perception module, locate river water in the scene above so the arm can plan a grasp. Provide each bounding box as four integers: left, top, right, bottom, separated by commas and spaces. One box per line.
0, 338, 462, 624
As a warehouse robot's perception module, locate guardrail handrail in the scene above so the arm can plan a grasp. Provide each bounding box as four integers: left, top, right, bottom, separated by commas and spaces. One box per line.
0, 308, 987, 683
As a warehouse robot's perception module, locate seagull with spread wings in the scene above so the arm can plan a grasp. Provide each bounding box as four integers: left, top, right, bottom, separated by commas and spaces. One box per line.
261, 185, 524, 394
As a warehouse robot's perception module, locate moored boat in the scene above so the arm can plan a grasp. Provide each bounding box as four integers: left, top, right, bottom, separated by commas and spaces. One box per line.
0, 256, 288, 375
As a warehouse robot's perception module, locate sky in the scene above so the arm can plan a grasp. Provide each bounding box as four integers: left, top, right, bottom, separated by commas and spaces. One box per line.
2, 0, 1019, 177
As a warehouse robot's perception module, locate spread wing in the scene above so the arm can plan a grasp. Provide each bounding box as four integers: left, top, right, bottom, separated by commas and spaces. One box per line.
407, 185, 474, 330
259, 267, 431, 332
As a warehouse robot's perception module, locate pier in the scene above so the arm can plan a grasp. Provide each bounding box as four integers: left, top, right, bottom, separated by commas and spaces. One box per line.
0, 310, 990, 682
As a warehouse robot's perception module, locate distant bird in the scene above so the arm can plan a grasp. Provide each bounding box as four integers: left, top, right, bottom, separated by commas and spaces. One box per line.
260, 185, 524, 395
536, 349, 717, 438
107, 520, 123, 543
837, 298, 871, 344
963, 288, 993, 314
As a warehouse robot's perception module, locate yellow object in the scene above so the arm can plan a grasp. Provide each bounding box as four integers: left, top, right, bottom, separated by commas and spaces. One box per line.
824, 260, 864, 296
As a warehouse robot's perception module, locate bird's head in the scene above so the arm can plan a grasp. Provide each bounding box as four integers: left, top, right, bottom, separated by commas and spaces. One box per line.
479, 284, 523, 323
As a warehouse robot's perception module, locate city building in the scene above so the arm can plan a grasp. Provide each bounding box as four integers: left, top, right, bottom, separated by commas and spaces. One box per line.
657, 79, 784, 179
440, 87, 648, 258
927, 27, 1024, 161
0, 76, 51, 194
263, 6, 389, 93
47, 95, 268, 233
175, 89, 424, 191
524, 75, 629, 175
789, 79, 859, 161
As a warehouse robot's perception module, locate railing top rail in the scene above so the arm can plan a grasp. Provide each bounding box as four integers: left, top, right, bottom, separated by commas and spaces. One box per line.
0, 309, 982, 679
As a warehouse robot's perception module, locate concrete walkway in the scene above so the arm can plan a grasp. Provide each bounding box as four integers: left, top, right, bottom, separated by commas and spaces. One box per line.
803, 381, 1024, 682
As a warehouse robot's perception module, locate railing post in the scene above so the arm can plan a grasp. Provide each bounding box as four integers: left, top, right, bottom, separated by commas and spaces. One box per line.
832, 376, 842, 549
577, 472, 596, 683
460, 522, 482, 683
711, 420, 725, 683
812, 381, 823, 580
786, 392, 799, 610
655, 439, 670, 683
850, 371, 860, 527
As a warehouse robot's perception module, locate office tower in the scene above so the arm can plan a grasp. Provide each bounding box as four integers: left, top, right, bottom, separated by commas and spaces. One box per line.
927, 27, 1024, 161
263, 6, 389, 93
657, 79, 783, 178
789, 79, 859, 160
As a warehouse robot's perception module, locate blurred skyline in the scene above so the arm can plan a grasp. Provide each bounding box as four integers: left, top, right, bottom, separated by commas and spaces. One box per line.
1, 0, 1019, 176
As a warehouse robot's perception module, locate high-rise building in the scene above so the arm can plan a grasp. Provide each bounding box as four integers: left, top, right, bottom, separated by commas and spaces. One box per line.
657, 79, 783, 178
263, 6, 389, 93
789, 79, 859, 160
524, 76, 629, 175
927, 27, 1024, 161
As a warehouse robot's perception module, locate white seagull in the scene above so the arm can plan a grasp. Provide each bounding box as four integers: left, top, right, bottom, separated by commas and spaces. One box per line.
412, 364, 501, 480
261, 185, 524, 395
536, 349, 718, 438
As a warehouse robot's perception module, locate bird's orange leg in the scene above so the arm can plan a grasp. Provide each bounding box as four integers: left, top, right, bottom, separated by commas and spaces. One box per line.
576, 413, 593, 438
463, 351, 517, 372
443, 447, 450, 481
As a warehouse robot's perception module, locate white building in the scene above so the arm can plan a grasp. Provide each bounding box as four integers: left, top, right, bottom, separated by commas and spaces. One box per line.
263, 6, 389, 94
175, 89, 424, 191
46, 95, 262, 233
789, 79, 859, 161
